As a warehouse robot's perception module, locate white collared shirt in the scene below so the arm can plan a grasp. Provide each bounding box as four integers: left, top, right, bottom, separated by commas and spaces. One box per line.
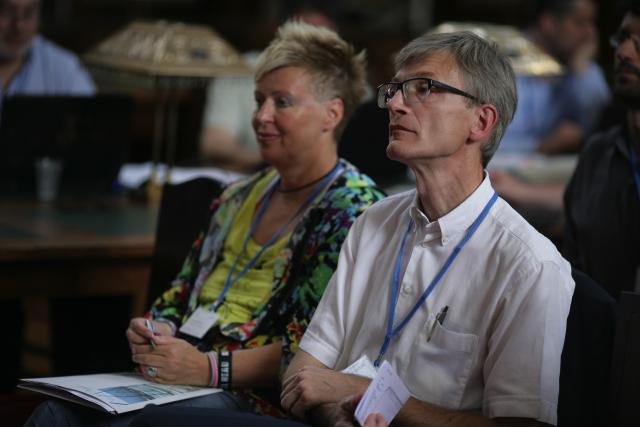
300, 175, 574, 425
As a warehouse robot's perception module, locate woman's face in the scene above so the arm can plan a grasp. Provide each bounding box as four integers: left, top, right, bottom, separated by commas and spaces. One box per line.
252, 66, 337, 169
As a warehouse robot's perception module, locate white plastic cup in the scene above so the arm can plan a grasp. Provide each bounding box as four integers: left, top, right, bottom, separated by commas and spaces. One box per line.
35, 157, 63, 203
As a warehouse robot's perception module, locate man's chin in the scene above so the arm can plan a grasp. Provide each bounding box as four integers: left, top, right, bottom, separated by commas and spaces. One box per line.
0, 43, 31, 62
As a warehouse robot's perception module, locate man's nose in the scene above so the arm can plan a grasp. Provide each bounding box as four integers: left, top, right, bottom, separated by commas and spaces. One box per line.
616, 36, 638, 62
387, 89, 408, 114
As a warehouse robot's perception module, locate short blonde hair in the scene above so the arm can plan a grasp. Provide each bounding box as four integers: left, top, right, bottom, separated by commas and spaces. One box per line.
255, 20, 367, 140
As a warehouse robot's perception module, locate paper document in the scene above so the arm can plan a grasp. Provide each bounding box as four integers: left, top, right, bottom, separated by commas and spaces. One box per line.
19, 372, 219, 414
341, 355, 378, 379
354, 361, 410, 425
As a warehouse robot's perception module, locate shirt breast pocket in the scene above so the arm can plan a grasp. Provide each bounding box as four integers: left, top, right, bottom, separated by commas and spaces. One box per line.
407, 314, 478, 409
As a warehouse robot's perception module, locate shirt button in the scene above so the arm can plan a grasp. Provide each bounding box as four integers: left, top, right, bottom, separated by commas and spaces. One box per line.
402, 286, 411, 294
442, 237, 448, 244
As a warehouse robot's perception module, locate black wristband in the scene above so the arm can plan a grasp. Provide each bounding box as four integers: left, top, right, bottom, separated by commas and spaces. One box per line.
218, 351, 232, 390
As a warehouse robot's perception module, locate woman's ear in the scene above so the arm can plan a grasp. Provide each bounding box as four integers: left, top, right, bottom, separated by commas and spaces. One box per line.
323, 98, 344, 132
468, 103, 498, 144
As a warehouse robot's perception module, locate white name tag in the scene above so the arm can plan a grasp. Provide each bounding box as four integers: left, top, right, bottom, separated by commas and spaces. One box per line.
178, 307, 220, 339
341, 355, 378, 379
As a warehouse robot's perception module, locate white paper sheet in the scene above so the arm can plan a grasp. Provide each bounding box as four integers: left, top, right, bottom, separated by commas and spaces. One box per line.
354, 361, 410, 425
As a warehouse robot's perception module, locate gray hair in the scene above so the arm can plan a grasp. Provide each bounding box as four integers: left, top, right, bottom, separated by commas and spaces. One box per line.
395, 31, 517, 167
255, 20, 367, 140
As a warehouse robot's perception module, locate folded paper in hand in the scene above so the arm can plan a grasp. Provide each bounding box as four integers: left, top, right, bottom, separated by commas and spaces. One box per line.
354, 361, 410, 425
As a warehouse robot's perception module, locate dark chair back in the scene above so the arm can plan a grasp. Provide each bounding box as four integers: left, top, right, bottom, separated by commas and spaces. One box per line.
147, 177, 224, 306
558, 267, 616, 426
610, 291, 640, 427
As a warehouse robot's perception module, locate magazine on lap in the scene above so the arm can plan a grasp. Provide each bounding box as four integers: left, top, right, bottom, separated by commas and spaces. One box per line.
19, 372, 220, 414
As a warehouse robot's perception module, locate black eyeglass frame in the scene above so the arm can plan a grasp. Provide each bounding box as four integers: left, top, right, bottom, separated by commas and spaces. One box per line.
376, 77, 479, 109
609, 30, 640, 52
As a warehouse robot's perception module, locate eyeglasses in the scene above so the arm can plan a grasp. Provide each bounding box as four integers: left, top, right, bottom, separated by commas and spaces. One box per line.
609, 30, 640, 52
376, 77, 478, 109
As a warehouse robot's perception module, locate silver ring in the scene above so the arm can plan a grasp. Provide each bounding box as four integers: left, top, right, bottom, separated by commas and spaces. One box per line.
146, 366, 158, 377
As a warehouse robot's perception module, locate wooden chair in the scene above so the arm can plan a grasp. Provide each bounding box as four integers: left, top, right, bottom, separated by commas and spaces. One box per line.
558, 268, 616, 426
147, 177, 224, 306
610, 292, 640, 427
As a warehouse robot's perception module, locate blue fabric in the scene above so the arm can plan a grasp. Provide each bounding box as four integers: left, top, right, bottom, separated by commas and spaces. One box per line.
1, 35, 96, 97
500, 63, 610, 154
23, 392, 248, 427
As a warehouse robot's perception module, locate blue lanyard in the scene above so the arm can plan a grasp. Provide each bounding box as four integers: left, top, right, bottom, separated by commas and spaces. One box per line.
210, 162, 344, 310
629, 140, 640, 200
374, 191, 499, 367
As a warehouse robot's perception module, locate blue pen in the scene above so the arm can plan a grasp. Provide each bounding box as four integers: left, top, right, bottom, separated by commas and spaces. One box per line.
145, 319, 157, 349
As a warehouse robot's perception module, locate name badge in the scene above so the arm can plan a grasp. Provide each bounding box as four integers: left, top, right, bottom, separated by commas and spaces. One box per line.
179, 307, 220, 339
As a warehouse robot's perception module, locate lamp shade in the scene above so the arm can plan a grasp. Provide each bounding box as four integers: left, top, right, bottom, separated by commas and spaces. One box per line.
84, 20, 250, 89
431, 22, 563, 77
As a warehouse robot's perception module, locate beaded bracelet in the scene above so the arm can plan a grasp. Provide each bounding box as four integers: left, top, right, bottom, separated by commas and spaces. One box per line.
218, 351, 232, 390
206, 351, 219, 388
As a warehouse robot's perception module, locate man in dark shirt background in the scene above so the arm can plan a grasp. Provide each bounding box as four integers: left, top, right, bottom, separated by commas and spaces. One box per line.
564, 0, 640, 299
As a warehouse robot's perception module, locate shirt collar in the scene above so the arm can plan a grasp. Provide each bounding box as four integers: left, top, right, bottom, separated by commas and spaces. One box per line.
408, 173, 495, 246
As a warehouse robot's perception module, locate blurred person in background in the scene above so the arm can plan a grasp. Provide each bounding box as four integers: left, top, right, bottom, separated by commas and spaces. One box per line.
500, 0, 609, 155
0, 0, 95, 96
564, 0, 640, 299
0, 0, 95, 394
491, 0, 611, 234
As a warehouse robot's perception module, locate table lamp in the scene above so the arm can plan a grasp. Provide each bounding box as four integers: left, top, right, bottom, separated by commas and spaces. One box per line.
431, 22, 563, 77
84, 20, 251, 201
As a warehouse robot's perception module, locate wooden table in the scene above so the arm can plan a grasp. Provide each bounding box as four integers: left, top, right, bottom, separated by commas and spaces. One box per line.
0, 199, 158, 316
0, 198, 158, 376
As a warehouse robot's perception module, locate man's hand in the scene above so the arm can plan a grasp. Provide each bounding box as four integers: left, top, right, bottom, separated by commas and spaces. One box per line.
280, 365, 370, 419
131, 335, 209, 386
331, 394, 388, 427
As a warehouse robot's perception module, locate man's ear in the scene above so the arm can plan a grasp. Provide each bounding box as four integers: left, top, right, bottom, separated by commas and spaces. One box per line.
468, 103, 498, 144
323, 98, 344, 133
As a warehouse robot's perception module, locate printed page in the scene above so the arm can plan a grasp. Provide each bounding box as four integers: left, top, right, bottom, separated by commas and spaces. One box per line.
19, 372, 219, 414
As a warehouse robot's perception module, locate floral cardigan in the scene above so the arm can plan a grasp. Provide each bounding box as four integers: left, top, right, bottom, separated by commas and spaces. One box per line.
147, 159, 384, 413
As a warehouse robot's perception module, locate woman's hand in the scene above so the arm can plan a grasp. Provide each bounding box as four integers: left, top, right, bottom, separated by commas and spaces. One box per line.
126, 318, 172, 354
132, 335, 210, 386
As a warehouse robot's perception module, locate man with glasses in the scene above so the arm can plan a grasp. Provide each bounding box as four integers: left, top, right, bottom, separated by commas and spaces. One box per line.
564, 1, 640, 299
0, 0, 95, 95
280, 31, 574, 426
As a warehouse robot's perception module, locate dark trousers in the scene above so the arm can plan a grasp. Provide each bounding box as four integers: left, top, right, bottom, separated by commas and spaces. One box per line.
23, 392, 250, 427
130, 406, 309, 427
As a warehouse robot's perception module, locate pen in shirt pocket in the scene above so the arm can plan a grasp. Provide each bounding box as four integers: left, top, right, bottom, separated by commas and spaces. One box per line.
145, 319, 157, 349
427, 305, 449, 342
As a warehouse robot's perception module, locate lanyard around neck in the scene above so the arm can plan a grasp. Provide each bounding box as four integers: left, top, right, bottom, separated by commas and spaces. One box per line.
374, 191, 498, 367
210, 162, 344, 311
629, 140, 640, 200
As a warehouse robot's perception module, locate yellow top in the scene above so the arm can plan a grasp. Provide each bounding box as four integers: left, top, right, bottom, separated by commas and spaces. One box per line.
199, 171, 291, 325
